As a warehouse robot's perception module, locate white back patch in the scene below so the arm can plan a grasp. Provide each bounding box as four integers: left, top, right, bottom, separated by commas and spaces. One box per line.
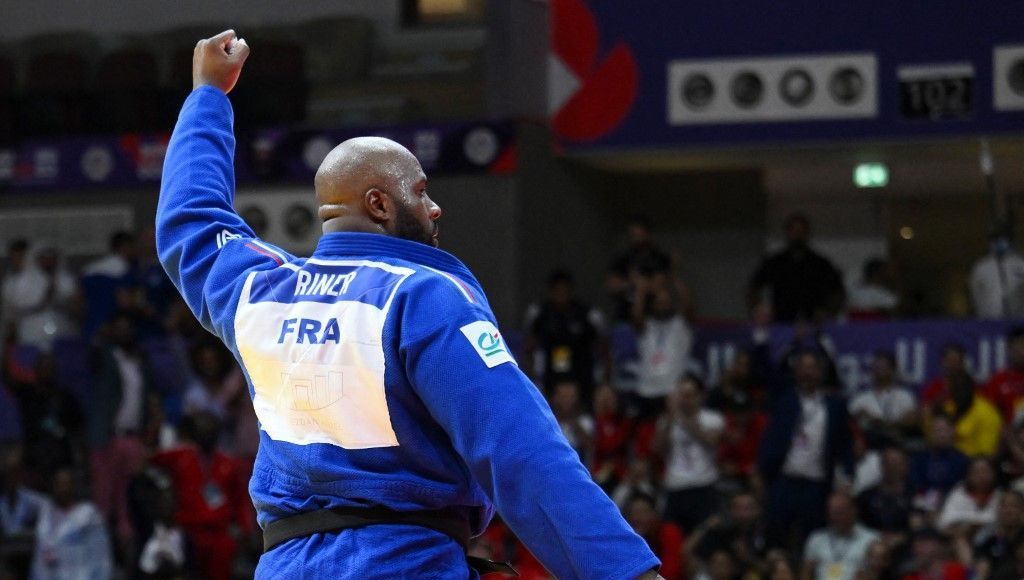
233, 261, 413, 449
460, 321, 516, 369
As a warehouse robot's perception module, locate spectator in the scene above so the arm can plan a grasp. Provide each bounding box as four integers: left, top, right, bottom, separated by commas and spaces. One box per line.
759, 350, 855, 551
938, 458, 1002, 534
802, 492, 879, 580
182, 341, 237, 420
694, 548, 741, 580
748, 212, 845, 323
920, 344, 968, 407
934, 371, 1002, 458
0, 448, 46, 578
607, 216, 673, 323
611, 456, 659, 510
1, 239, 28, 279
523, 269, 608, 398
1, 245, 79, 351
707, 349, 764, 413
717, 394, 768, 488
632, 277, 694, 420
152, 412, 252, 580
0, 238, 29, 336
901, 528, 969, 580
855, 540, 897, 580
969, 223, 1024, 319
849, 351, 917, 447
973, 491, 1024, 580
910, 415, 970, 511
655, 375, 725, 532
591, 383, 633, 491
11, 353, 83, 483
80, 230, 138, 338
856, 447, 914, 545
625, 493, 685, 580
136, 226, 177, 339
549, 380, 594, 462
769, 555, 799, 580
30, 467, 112, 580
999, 415, 1024, 487
137, 489, 188, 580
853, 436, 883, 497
88, 311, 154, 540
847, 258, 899, 320
689, 492, 769, 578
983, 328, 1024, 423
776, 323, 842, 396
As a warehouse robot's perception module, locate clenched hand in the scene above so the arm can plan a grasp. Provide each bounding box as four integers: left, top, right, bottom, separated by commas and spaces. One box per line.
193, 29, 250, 94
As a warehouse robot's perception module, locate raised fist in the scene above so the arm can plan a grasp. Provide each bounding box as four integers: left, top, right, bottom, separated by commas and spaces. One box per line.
192, 29, 250, 94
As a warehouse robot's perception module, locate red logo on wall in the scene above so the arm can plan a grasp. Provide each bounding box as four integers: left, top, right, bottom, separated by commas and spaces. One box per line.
549, 0, 639, 143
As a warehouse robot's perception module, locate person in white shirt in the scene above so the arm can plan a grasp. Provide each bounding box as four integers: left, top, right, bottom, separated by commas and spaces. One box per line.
802, 492, 878, 580
655, 375, 725, 532
937, 457, 1002, 534
760, 350, 855, 553
970, 229, 1024, 319
549, 380, 595, 463
1, 245, 79, 351
632, 279, 693, 420
138, 490, 187, 577
88, 312, 151, 542
30, 468, 112, 580
1, 449, 48, 578
846, 258, 899, 320
848, 351, 917, 446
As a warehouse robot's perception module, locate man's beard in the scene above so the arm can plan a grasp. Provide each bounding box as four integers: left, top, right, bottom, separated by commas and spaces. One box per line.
393, 202, 435, 247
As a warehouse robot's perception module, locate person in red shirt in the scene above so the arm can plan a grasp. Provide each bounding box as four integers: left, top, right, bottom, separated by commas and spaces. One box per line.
718, 397, 768, 486
901, 528, 969, 580
983, 328, 1024, 422
920, 344, 967, 406
626, 494, 686, 580
152, 411, 253, 580
592, 384, 634, 491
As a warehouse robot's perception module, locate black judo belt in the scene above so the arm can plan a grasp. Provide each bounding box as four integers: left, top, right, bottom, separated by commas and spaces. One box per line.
263, 505, 518, 577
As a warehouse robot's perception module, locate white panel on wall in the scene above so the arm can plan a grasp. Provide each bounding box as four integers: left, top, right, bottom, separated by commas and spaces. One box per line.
667, 53, 878, 125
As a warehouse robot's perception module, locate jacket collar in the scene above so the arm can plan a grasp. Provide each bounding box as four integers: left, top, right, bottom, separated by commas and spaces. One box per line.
313, 232, 478, 284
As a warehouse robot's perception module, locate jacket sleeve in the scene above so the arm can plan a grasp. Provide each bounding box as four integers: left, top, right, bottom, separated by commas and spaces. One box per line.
156, 86, 293, 345
831, 399, 856, 478
400, 281, 659, 580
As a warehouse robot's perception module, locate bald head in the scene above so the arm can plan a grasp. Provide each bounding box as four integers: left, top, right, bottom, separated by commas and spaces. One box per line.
314, 137, 442, 246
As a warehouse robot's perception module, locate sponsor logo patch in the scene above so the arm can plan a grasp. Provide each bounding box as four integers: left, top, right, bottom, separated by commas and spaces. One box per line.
460, 321, 516, 368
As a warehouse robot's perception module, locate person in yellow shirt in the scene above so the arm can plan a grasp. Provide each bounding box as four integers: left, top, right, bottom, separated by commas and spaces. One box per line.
930, 371, 1003, 457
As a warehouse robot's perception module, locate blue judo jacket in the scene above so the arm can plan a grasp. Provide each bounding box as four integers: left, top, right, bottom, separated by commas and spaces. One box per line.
156, 86, 658, 579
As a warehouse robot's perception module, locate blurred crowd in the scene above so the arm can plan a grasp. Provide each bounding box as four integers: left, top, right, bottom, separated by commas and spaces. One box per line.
1, 231, 257, 580
499, 216, 1024, 580
1, 214, 1023, 580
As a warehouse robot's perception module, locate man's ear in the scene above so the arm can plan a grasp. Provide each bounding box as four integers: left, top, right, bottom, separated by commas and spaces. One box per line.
365, 188, 391, 224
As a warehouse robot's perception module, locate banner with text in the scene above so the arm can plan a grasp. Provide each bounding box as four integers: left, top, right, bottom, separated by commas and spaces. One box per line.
0, 121, 517, 193
695, 319, 1024, 395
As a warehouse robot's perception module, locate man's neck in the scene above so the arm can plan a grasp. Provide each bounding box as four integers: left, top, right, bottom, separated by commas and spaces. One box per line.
322, 216, 385, 236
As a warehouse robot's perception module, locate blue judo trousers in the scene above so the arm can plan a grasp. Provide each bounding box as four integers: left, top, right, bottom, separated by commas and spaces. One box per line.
156, 85, 659, 579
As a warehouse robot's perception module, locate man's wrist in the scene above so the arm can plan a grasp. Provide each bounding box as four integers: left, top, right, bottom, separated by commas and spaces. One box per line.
635, 570, 664, 580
